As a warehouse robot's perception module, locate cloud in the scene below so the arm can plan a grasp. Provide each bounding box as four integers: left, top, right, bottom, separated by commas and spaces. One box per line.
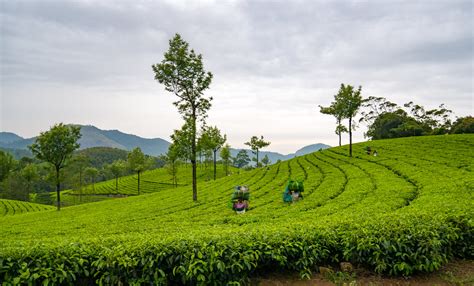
1, 0, 472, 153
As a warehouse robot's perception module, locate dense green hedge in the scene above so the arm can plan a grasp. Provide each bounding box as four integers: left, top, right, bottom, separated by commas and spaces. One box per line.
1, 213, 472, 285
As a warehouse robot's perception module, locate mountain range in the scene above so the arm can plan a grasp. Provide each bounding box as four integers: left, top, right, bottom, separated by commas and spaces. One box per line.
0, 125, 330, 162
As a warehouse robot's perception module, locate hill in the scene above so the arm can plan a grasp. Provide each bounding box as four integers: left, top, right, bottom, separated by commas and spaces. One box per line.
229, 143, 330, 164
0, 132, 24, 144
0, 199, 55, 216
1, 134, 472, 284
0, 125, 170, 156
0, 126, 329, 160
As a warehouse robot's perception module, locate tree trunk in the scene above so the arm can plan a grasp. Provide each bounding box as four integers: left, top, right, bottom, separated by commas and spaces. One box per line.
337, 119, 342, 147
79, 168, 83, 203
349, 117, 353, 157
137, 171, 140, 195
213, 149, 217, 180
191, 113, 197, 201
256, 149, 259, 168
56, 166, 60, 211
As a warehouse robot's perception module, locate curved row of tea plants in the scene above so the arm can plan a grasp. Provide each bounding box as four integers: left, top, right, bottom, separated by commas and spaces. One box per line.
0, 199, 55, 216
0, 135, 472, 285
59, 164, 238, 206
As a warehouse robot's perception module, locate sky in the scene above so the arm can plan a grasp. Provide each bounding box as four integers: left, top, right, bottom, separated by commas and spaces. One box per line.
1, 0, 473, 154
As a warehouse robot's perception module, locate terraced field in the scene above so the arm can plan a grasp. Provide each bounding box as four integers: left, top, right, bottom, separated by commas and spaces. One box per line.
60, 164, 237, 206
0, 199, 55, 216
0, 135, 472, 285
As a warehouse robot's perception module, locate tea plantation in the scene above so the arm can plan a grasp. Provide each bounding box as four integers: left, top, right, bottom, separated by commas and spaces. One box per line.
0, 135, 473, 285
0, 199, 55, 216
60, 164, 237, 206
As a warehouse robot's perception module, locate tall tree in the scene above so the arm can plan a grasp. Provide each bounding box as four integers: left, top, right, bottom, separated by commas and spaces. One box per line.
404, 102, 453, 134
70, 154, 89, 202
29, 123, 81, 210
199, 126, 226, 180
108, 159, 126, 193
358, 96, 398, 137
319, 104, 347, 146
84, 167, 98, 192
335, 84, 363, 157
233, 150, 251, 168
170, 120, 194, 163
21, 164, 38, 200
245, 136, 270, 167
450, 116, 474, 134
261, 154, 271, 167
165, 143, 180, 187
0, 151, 16, 182
152, 34, 213, 201
220, 144, 231, 176
367, 109, 424, 140
127, 147, 147, 195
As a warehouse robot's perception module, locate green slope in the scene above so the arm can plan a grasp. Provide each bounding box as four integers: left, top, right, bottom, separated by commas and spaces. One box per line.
0, 135, 473, 284
59, 164, 238, 206
0, 199, 55, 216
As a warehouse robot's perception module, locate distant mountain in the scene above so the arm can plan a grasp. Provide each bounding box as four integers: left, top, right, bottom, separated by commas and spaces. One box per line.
0, 125, 171, 157
229, 143, 330, 164
0, 132, 24, 144
0, 126, 330, 162
294, 143, 331, 157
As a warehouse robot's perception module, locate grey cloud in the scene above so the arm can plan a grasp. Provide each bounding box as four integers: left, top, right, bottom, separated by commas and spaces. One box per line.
1, 0, 472, 152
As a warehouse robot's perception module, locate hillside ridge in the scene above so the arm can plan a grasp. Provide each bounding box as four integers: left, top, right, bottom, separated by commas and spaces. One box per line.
0, 126, 329, 160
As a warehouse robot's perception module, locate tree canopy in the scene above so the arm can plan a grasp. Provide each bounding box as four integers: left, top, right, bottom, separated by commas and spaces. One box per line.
152, 33, 213, 201
334, 84, 363, 157
127, 147, 148, 195
233, 150, 250, 168
199, 126, 226, 180
29, 123, 81, 210
245, 136, 270, 167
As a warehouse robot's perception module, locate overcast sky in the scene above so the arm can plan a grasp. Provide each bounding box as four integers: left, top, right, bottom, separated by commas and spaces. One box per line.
1, 0, 473, 154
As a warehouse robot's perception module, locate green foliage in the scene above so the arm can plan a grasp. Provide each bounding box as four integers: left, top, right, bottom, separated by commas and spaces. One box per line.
75, 147, 128, 169
152, 33, 213, 119
335, 84, 363, 157
164, 144, 180, 187
261, 154, 271, 167
28, 123, 81, 210
0, 135, 472, 284
450, 116, 474, 134
127, 148, 146, 173
220, 144, 231, 176
127, 148, 149, 195
29, 124, 81, 173
0, 150, 16, 181
199, 125, 226, 180
319, 100, 347, 146
152, 33, 214, 202
367, 109, 424, 140
233, 149, 251, 168
359, 96, 399, 128
287, 179, 304, 193
245, 136, 270, 167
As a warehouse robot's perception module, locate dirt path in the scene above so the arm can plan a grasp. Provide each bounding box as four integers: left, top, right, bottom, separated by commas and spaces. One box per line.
251, 259, 474, 286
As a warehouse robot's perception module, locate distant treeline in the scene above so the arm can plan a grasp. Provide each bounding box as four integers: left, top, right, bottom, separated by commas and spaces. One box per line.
0, 147, 165, 204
